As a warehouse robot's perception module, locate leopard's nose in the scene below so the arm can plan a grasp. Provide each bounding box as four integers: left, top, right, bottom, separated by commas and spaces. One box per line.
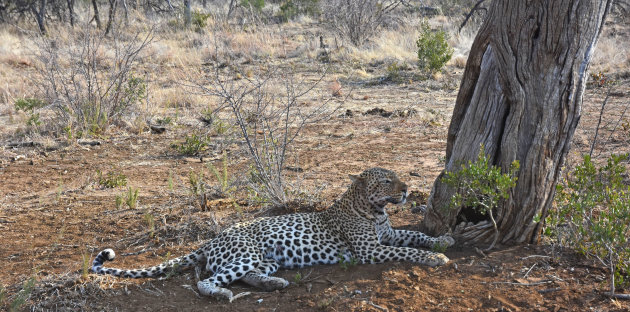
402, 184, 408, 196
401, 189, 408, 201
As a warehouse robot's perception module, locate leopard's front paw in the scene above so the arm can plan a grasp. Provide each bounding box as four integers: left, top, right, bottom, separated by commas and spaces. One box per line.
436, 235, 455, 248
426, 253, 449, 267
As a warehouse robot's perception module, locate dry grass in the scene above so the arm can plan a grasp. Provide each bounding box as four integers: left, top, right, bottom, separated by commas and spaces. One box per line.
330, 15, 475, 76
1, 5, 625, 145
0, 29, 36, 105
591, 25, 630, 74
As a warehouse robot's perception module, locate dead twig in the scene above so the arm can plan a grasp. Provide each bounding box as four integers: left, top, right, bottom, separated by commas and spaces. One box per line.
365, 300, 389, 311
77, 139, 102, 146
538, 287, 562, 294
5, 141, 41, 148
607, 293, 630, 300
597, 81, 630, 158
589, 83, 614, 157
229, 291, 252, 302
121, 248, 151, 256
181, 284, 201, 298
474, 247, 487, 258
487, 280, 554, 286
523, 263, 537, 279
459, 0, 487, 33
521, 255, 551, 260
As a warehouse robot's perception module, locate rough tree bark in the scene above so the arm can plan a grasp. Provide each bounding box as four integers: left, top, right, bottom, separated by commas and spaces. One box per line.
421, 0, 613, 245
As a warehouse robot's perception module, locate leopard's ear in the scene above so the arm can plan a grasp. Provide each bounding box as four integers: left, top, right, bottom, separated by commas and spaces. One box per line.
348, 174, 365, 184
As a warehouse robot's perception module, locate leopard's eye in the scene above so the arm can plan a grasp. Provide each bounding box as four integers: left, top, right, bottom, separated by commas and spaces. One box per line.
383, 179, 392, 184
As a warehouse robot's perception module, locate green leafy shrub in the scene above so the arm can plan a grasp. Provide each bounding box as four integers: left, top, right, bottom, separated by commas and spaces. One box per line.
97, 169, 128, 188
14, 98, 45, 128
188, 171, 206, 196
547, 154, 630, 294
144, 213, 155, 238
206, 151, 234, 195
293, 272, 302, 283
115, 194, 124, 209
9, 276, 35, 312
442, 145, 519, 250
125, 187, 139, 209
201, 108, 230, 135
385, 62, 412, 83
338, 252, 358, 270
192, 9, 211, 31
278, 0, 320, 22
122, 74, 148, 109
14, 98, 45, 112
416, 22, 453, 74
241, 0, 265, 11
81, 252, 90, 280
173, 133, 209, 156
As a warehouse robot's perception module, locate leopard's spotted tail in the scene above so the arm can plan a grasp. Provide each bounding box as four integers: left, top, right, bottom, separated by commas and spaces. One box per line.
91, 248, 201, 278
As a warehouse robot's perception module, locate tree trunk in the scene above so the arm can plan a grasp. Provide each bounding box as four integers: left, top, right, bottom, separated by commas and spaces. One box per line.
104, 0, 118, 35
121, 0, 128, 25
227, 0, 237, 20
183, 0, 192, 28
67, 0, 75, 27
92, 0, 102, 29
32, 0, 47, 34
421, 0, 613, 245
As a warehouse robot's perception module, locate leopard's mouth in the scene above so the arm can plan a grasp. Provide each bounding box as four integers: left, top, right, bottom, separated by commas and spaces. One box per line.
386, 193, 407, 205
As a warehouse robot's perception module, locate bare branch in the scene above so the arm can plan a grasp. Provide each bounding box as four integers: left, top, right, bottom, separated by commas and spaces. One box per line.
458, 0, 487, 33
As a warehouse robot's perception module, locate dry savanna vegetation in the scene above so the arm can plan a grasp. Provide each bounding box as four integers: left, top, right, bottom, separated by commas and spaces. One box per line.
1, 0, 630, 311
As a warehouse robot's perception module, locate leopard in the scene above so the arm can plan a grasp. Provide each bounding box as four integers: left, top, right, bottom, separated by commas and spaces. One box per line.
92, 167, 455, 301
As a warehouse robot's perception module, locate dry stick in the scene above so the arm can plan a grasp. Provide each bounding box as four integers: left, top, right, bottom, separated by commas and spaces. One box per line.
459, 0, 487, 33
596, 81, 630, 158
487, 280, 553, 286
608, 293, 630, 300
523, 263, 537, 279
485, 207, 499, 251
604, 247, 629, 300
589, 84, 614, 157
365, 301, 389, 312
521, 255, 551, 260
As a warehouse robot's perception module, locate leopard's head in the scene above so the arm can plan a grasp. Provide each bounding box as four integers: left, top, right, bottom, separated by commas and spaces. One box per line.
349, 167, 408, 212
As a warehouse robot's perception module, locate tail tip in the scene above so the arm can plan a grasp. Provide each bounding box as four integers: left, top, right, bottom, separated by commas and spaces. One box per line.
101, 248, 116, 261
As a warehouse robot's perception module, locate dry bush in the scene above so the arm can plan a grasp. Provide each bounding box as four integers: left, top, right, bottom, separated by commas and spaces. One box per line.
32, 24, 153, 137
321, 0, 408, 46
193, 63, 339, 207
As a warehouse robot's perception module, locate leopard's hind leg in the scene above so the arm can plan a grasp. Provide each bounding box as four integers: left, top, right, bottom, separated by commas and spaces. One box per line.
240, 258, 288, 291
197, 256, 262, 300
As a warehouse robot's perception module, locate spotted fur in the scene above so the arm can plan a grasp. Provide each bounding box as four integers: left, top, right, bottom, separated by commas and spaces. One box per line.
92, 167, 454, 300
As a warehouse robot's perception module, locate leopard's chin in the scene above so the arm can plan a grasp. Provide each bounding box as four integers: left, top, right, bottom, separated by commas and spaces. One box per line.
386, 196, 406, 205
